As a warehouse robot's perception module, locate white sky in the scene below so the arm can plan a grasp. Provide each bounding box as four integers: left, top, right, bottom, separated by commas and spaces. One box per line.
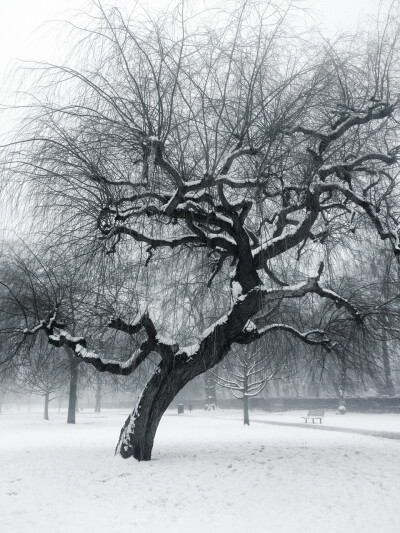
0, 0, 384, 114
0, 0, 383, 76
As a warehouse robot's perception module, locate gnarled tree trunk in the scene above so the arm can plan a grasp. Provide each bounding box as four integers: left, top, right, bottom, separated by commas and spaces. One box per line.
116, 352, 227, 460
116, 361, 197, 460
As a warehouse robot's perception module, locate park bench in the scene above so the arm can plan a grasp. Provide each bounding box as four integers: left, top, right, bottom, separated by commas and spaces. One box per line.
301, 409, 325, 424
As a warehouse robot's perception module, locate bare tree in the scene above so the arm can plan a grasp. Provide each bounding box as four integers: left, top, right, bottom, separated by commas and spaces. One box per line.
15, 337, 69, 420
3, 1, 400, 460
213, 341, 289, 424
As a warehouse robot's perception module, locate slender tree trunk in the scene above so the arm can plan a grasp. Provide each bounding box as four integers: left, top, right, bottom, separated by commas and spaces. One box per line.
243, 395, 250, 425
204, 371, 217, 410
199, 310, 217, 410
57, 395, 63, 413
381, 329, 395, 396
44, 392, 50, 420
337, 359, 347, 413
243, 374, 250, 425
95, 374, 102, 413
381, 269, 395, 396
337, 387, 346, 413
67, 359, 79, 424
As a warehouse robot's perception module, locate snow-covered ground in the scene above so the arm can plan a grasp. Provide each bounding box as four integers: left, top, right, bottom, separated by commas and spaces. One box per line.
1, 408, 400, 533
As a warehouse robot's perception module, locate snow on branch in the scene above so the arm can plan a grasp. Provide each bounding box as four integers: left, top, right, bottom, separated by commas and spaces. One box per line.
236, 323, 336, 351
108, 313, 157, 339
23, 309, 179, 375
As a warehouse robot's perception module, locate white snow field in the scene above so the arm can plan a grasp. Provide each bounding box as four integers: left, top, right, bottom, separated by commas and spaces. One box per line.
1, 409, 400, 533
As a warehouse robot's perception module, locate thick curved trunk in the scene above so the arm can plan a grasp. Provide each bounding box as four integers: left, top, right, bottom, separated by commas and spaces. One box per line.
116, 281, 262, 461
116, 361, 198, 460
117, 334, 238, 460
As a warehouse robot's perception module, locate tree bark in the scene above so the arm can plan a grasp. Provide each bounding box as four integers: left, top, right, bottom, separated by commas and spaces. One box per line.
116, 362, 186, 460
67, 359, 79, 424
44, 392, 50, 420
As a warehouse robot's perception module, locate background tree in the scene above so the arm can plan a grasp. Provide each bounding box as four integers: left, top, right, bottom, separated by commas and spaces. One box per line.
15, 337, 69, 420
0, 358, 16, 414
213, 339, 291, 425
